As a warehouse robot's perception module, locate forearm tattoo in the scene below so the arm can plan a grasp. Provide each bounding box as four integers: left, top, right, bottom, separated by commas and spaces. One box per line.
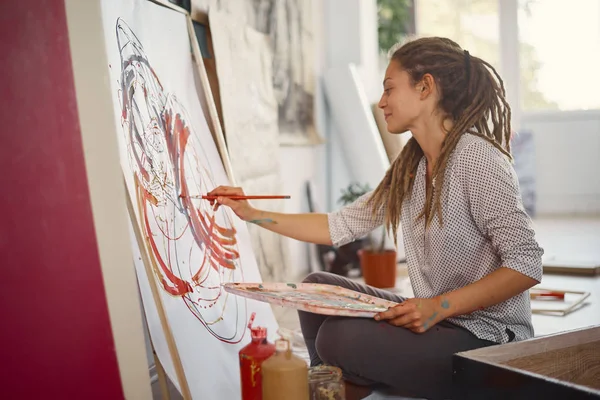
249, 218, 277, 225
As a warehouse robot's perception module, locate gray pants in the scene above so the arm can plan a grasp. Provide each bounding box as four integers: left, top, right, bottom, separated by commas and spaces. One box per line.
298, 272, 496, 400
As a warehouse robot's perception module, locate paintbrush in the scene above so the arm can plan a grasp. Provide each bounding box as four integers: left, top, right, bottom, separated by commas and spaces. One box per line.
530, 289, 565, 301
180, 194, 291, 200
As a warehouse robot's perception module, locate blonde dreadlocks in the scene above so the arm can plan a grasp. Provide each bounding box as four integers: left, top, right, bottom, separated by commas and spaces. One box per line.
368, 37, 513, 246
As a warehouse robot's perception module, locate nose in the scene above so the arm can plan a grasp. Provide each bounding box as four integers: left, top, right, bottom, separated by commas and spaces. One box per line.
377, 94, 386, 109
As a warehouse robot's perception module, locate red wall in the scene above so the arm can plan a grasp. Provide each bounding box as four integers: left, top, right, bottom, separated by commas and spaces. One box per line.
0, 2, 125, 398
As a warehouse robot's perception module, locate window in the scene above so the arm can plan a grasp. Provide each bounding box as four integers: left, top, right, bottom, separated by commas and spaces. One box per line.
415, 0, 501, 71
413, 0, 600, 112
377, 0, 416, 75
378, 0, 416, 53
518, 0, 600, 111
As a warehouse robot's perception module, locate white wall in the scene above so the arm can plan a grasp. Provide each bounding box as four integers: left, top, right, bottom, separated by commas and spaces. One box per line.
323, 0, 381, 209
521, 110, 600, 216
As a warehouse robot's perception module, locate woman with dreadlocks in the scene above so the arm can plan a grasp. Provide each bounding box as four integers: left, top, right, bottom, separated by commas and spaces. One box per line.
210, 37, 543, 399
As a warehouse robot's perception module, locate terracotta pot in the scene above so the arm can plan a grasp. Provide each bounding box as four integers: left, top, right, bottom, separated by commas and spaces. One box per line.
358, 249, 397, 288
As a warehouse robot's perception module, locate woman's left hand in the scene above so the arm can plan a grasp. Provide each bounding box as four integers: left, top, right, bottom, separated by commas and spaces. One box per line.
374, 297, 448, 333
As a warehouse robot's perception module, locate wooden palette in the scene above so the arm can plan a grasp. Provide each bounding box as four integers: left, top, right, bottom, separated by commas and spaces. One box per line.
223, 282, 398, 317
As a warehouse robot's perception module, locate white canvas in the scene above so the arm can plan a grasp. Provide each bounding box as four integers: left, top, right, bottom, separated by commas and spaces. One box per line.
324, 64, 390, 191
100, 1, 279, 398
209, 9, 291, 282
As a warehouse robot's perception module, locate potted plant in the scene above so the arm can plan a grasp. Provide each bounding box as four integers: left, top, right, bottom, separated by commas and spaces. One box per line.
338, 183, 397, 288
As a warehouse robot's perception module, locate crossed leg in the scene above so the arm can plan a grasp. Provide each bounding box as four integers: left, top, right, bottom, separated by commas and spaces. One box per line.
298, 272, 495, 400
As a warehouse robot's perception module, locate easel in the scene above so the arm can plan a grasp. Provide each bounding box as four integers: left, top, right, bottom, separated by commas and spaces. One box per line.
120, 1, 241, 399
153, 349, 171, 400
138, 298, 173, 400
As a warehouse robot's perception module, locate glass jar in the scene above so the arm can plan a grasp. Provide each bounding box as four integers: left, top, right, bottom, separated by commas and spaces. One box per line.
308, 365, 345, 400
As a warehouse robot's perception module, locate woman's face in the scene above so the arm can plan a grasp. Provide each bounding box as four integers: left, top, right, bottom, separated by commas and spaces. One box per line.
377, 60, 423, 134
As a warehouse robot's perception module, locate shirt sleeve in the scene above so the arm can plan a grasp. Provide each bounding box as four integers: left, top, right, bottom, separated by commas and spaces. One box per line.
459, 140, 544, 282
327, 191, 386, 247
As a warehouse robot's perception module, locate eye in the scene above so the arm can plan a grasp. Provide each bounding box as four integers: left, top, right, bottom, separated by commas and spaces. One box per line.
384, 88, 391, 94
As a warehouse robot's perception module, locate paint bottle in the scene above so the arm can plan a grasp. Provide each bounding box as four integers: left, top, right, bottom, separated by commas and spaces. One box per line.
239, 326, 276, 400
262, 338, 309, 400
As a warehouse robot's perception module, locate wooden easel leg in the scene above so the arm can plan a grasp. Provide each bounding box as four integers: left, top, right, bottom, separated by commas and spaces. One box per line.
139, 285, 172, 400
153, 349, 171, 400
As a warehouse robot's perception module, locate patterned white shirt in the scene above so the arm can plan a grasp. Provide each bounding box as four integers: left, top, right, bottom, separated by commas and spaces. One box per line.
328, 134, 544, 344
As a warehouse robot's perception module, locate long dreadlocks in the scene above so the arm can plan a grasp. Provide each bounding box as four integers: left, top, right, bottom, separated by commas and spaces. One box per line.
367, 37, 513, 246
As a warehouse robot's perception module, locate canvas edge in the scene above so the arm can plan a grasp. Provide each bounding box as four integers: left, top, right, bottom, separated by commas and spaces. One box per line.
63, 0, 153, 398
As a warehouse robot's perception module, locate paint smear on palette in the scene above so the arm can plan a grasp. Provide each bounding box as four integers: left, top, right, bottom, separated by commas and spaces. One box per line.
223, 282, 399, 318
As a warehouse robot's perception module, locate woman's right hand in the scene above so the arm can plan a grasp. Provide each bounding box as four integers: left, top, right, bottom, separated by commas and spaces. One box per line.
209, 186, 332, 245
207, 186, 258, 222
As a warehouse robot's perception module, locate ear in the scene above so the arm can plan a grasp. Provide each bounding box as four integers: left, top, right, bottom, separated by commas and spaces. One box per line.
417, 73, 436, 100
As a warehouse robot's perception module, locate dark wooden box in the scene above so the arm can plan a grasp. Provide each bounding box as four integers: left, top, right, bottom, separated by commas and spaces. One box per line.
453, 326, 600, 399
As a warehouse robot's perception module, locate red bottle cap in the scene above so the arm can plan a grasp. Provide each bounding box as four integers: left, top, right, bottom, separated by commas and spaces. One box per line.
250, 326, 267, 341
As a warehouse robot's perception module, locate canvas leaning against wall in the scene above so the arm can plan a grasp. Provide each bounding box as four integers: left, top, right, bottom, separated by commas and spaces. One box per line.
192, 0, 322, 145
250, 0, 321, 145
99, 0, 278, 398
